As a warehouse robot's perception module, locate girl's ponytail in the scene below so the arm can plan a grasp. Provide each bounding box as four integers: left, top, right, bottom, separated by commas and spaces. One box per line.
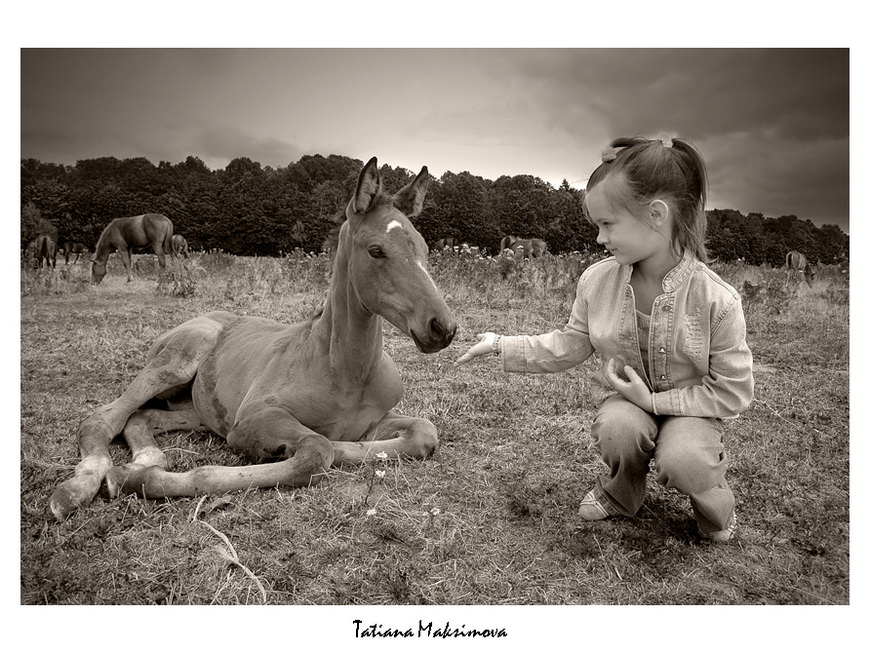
586, 134, 710, 262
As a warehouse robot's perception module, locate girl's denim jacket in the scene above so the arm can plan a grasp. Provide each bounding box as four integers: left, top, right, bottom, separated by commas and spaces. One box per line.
500, 253, 754, 418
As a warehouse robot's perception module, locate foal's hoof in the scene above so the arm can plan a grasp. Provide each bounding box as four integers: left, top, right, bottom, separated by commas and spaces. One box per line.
49, 476, 102, 521
49, 485, 80, 521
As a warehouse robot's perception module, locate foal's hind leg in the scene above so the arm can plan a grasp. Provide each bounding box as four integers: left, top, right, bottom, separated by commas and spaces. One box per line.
49, 317, 222, 520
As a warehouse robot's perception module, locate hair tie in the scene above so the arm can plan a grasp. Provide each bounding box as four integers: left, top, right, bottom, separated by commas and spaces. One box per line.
658, 133, 673, 148
601, 146, 618, 162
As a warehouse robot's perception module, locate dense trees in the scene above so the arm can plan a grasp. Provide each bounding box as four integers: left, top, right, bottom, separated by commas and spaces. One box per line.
21, 155, 848, 265
706, 209, 848, 265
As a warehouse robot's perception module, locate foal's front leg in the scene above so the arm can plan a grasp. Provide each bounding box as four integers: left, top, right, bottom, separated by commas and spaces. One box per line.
331, 411, 439, 465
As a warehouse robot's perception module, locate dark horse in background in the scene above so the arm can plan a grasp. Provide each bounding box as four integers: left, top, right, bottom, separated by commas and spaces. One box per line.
785, 250, 816, 287
499, 235, 548, 258
23, 239, 39, 267
35, 234, 57, 269
62, 241, 89, 265
91, 213, 174, 284
170, 234, 189, 258
433, 236, 458, 252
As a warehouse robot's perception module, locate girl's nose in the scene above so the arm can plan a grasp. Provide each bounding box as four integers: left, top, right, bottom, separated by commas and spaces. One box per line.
596, 230, 606, 245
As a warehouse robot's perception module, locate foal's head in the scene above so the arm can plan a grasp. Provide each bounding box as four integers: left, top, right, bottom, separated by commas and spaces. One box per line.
342, 157, 456, 353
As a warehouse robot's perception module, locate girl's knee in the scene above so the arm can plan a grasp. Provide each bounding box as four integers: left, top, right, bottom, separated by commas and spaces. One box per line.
656, 444, 725, 494
592, 400, 656, 457
593, 397, 654, 432
655, 417, 725, 490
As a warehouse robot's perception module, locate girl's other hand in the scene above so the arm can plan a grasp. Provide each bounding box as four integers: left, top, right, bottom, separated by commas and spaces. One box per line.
605, 357, 653, 412
454, 332, 499, 366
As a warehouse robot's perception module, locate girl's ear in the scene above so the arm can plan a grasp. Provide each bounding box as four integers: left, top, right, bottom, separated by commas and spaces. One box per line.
649, 199, 670, 230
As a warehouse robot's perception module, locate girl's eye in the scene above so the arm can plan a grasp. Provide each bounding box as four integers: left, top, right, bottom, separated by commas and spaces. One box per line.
368, 246, 386, 259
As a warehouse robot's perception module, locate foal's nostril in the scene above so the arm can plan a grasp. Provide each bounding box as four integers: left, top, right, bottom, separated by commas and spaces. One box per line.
429, 317, 457, 345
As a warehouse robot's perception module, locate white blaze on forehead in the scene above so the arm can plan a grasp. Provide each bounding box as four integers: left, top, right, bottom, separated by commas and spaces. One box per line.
386, 220, 404, 233
417, 261, 438, 289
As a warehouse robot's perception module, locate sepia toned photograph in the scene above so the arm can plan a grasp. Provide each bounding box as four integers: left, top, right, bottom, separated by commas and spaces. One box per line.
15, 20, 858, 649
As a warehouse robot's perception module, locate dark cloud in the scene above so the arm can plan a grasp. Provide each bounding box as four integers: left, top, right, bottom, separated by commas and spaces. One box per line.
508, 49, 848, 141
709, 133, 848, 224
485, 49, 849, 229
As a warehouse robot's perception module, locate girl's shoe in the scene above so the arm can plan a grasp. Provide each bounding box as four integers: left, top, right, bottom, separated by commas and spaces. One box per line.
700, 511, 738, 542
578, 488, 618, 521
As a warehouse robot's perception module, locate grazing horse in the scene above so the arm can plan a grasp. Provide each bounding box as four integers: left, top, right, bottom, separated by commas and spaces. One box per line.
433, 236, 458, 252
62, 241, 89, 265
24, 239, 39, 267
35, 234, 57, 269
91, 213, 174, 284
49, 157, 457, 521
171, 234, 189, 258
785, 250, 815, 286
500, 235, 547, 258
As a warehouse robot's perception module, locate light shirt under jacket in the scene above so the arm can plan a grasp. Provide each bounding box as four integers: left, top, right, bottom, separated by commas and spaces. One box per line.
499, 253, 754, 418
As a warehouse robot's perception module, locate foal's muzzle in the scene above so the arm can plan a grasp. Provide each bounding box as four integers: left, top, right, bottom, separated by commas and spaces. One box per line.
411, 316, 457, 353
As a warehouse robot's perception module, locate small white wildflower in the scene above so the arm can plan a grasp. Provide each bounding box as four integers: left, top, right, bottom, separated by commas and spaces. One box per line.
430, 507, 441, 516
375, 470, 386, 479
366, 508, 377, 516
375, 451, 389, 460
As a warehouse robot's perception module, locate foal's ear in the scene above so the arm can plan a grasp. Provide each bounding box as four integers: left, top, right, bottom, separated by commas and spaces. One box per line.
351, 157, 382, 215
392, 166, 430, 218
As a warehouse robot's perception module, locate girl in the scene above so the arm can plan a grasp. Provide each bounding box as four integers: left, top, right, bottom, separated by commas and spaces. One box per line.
455, 135, 754, 542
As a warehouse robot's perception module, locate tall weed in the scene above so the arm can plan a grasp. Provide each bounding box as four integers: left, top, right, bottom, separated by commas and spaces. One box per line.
20, 263, 91, 296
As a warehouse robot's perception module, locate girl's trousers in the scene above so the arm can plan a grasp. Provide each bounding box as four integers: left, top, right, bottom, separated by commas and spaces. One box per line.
590, 394, 734, 533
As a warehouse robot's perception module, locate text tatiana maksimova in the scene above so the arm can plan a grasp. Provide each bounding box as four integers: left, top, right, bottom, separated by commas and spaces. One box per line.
353, 619, 508, 639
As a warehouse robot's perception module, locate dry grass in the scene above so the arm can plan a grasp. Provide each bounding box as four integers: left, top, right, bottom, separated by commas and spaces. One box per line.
20, 251, 849, 611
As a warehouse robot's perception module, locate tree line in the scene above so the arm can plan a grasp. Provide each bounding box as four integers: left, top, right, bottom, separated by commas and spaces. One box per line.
21, 154, 848, 265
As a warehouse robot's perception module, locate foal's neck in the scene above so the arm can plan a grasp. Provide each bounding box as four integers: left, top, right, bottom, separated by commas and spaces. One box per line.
317, 249, 384, 381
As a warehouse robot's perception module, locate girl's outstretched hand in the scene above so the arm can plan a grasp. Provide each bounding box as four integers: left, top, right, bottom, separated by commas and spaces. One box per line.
605, 358, 653, 412
454, 332, 499, 366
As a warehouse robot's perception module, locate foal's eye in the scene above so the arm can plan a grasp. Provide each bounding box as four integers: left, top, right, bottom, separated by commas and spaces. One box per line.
368, 246, 386, 259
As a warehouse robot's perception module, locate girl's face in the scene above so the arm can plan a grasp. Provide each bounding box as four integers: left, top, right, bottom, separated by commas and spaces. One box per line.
585, 180, 662, 267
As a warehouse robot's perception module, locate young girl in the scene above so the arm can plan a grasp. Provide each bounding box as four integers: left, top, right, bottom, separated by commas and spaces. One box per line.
455, 134, 754, 542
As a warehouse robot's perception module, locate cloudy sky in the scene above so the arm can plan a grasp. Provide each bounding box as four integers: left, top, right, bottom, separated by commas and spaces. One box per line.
21, 48, 849, 231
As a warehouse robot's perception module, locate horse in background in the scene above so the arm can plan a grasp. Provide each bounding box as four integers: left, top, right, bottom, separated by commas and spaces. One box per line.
433, 236, 458, 252
171, 234, 189, 258
35, 234, 57, 269
500, 235, 548, 258
785, 250, 815, 286
23, 240, 39, 267
62, 241, 89, 265
50, 156, 457, 521
91, 213, 174, 284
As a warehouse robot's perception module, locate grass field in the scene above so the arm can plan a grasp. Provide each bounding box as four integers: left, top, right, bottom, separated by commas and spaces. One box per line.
20, 250, 850, 610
